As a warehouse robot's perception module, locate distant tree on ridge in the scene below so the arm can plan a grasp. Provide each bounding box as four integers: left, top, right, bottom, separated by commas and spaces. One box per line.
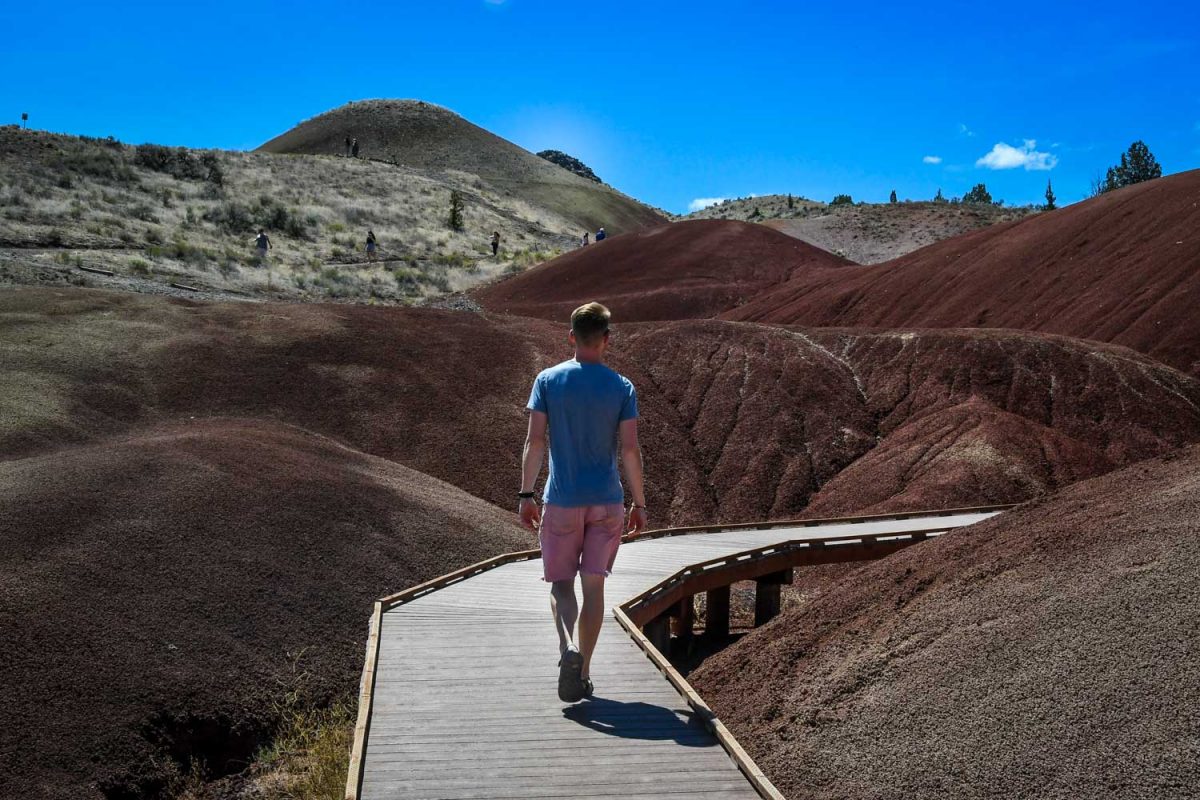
830, 193, 854, 206
1044, 179, 1057, 211
962, 183, 993, 204
889, 189, 898, 204
1100, 140, 1162, 193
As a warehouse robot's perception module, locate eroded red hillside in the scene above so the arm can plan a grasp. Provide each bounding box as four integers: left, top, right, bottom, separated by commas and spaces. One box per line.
0, 418, 530, 800
691, 444, 1200, 799
723, 170, 1200, 374
472, 219, 852, 322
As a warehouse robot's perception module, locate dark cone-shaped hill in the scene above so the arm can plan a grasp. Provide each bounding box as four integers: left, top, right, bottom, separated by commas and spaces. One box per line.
472, 219, 854, 322
257, 99, 665, 234
0, 418, 529, 800
723, 169, 1200, 375
691, 443, 1200, 799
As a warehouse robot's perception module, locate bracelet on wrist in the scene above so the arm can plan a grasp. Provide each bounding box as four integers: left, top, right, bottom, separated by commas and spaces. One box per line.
517, 491, 535, 499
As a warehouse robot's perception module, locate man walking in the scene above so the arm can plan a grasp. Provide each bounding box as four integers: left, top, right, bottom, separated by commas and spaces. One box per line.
519, 302, 647, 703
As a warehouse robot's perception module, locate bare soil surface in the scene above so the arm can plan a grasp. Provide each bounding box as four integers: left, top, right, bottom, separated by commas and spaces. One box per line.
724, 170, 1200, 375
472, 219, 853, 322
258, 99, 665, 235
0, 418, 528, 800
683, 194, 1032, 264
762, 201, 1035, 264
6, 286, 1200, 798
690, 444, 1200, 800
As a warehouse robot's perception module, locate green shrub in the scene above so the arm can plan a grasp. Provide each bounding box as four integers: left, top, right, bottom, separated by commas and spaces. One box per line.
129, 258, 152, 275
134, 143, 207, 180
145, 227, 164, 245
60, 148, 136, 183
830, 194, 854, 206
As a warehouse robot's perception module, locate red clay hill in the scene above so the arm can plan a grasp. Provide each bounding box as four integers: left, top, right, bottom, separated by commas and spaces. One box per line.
472, 219, 853, 322
6, 285, 1200, 797
723, 169, 1200, 375
692, 443, 1200, 799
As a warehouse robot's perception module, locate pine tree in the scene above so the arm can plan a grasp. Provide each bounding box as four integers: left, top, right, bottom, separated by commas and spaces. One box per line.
962, 183, 993, 204
448, 190, 465, 231
1044, 179, 1057, 211
889, 189, 898, 204
1101, 141, 1162, 192
934, 187, 945, 203
787, 193, 794, 209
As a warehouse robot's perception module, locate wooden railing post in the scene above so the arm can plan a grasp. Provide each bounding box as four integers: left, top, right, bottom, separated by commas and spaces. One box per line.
670, 594, 695, 645
643, 613, 672, 654
706, 585, 731, 638
754, 569, 792, 627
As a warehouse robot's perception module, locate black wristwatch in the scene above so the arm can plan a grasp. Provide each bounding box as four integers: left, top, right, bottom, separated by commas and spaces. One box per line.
517, 491, 536, 499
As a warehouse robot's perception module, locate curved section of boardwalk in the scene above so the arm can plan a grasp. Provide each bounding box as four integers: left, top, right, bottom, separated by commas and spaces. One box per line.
355, 510, 1002, 800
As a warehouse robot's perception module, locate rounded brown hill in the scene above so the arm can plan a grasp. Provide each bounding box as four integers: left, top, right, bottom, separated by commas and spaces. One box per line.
0, 418, 529, 800
723, 169, 1200, 374
257, 99, 665, 234
691, 444, 1200, 799
472, 219, 853, 322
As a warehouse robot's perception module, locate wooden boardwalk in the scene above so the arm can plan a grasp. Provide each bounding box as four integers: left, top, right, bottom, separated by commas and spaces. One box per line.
351, 509, 1003, 800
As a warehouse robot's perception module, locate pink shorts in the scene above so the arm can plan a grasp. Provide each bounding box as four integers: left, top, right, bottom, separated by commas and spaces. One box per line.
539, 503, 625, 582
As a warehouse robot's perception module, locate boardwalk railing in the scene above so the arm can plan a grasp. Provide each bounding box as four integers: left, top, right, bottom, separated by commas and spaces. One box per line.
345, 504, 1014, 800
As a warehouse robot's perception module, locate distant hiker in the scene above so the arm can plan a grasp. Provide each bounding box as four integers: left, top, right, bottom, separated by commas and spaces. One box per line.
253, 229, 272, 263
595, 227, 606, 242
518, 302, 646, 703
366, 230, 377, 262
491, 231, 501, 257
344, 136, 351, 157
351, 138, 360, 158
581, 231, 589, 247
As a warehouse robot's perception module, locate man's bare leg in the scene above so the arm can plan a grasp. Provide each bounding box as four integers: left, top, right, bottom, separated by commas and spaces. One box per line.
550, 579, 579, 654
578, 573, 606, 679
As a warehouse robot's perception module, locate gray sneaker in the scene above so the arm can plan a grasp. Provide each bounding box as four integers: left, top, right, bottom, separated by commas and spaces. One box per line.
557, 647, 585, 702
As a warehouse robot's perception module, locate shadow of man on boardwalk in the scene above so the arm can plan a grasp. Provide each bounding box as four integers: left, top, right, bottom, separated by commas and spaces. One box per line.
562, 697, 716, 746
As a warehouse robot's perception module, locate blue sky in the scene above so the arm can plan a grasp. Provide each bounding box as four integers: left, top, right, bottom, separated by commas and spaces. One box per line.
3, 1, 1197, 212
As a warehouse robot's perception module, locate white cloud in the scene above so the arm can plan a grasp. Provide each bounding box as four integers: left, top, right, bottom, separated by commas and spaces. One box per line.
922, 155, 943, 164
975, 139, 1058, 171
958, 123, 976, 137
688, 197, 727, 212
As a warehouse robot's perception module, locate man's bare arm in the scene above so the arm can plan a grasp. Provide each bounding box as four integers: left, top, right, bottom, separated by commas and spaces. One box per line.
518, 411, 548, 530
619, 418, 647, 534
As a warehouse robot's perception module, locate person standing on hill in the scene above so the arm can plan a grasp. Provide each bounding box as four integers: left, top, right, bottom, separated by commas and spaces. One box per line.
518, 302, 648, 703
491, 231, 501, 257
252, 229, 271, 263
366, 230, 377, 262
595, 227, 606, 242
351, 138, 360, 158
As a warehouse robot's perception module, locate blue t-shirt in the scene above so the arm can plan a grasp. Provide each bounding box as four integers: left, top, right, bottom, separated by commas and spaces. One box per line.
527, 359, 638, 506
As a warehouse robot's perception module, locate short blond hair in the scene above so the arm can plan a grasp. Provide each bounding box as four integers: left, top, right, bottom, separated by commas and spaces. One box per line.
570, 302, 611, 345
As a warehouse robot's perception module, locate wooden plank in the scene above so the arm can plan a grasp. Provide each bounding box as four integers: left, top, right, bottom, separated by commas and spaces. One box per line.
355, 508, 1009, 800
344, 601, 382, 800
614, 608, 787, 800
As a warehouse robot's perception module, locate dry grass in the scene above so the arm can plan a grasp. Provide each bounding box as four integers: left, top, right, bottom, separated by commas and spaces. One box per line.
250, 699, 355, 800
0, 128, 580, 301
